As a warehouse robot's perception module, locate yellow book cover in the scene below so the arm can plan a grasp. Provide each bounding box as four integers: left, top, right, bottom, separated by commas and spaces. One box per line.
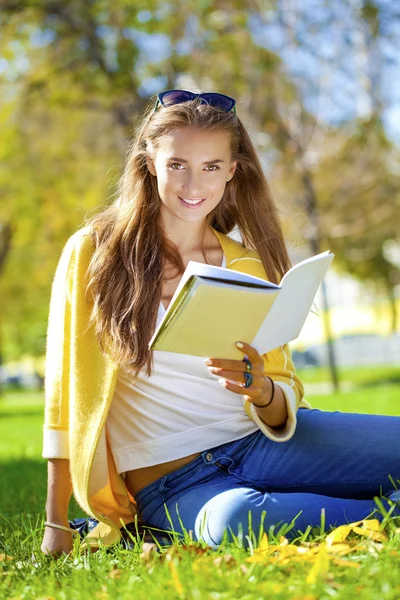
149, 252, 334, 358
155, 281, 278, 359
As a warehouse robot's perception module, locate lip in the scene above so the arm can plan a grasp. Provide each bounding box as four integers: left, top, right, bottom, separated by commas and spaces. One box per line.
178, 196, 206, 208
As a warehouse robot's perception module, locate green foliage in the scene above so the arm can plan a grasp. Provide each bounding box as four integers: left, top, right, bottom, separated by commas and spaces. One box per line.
1, 0, 399, 361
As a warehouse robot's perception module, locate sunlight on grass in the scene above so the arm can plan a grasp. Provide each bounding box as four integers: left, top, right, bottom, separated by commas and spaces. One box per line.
1, 367, 399, 599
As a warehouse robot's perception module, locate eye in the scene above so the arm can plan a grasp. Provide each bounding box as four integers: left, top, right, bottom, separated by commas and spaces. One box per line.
169, 162, 184, 170
205, 165, 220, 171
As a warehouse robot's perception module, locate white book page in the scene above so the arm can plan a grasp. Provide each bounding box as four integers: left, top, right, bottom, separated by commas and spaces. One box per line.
252, 252, 334, 354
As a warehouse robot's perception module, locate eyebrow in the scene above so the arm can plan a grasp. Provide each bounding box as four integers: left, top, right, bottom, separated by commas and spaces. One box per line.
167, 157, 225, 165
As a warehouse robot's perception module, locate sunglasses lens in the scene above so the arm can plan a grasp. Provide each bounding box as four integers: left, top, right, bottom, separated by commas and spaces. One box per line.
156, 90, 236, 113
200, 93, 235, 111
160, 90, 195, 106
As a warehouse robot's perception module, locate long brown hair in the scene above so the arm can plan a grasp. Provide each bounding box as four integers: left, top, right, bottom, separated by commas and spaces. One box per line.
85, 97, 291, 377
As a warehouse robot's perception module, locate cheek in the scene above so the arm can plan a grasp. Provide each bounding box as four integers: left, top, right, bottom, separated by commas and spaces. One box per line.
156, 171, 174, 191
215, 173, 230, 191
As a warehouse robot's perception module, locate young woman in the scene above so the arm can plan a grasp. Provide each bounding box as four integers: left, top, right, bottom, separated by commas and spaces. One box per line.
40, 90, 400, 558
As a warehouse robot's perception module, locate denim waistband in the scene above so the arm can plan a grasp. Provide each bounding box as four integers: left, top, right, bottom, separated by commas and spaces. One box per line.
133, 431, 260, 508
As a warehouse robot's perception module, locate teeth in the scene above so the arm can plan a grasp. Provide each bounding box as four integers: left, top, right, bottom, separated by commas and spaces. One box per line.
182, 198, 204, 205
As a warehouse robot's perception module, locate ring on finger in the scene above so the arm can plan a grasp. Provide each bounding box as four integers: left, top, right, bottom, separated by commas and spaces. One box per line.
242, 356, 252, 373
243, 372, 253, 388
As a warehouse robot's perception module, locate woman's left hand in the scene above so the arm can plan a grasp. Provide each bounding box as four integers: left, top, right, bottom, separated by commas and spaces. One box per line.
204, 341, 270, 405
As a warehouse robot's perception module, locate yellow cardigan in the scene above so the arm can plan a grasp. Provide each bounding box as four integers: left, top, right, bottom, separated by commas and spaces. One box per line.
42, 225, 312, 549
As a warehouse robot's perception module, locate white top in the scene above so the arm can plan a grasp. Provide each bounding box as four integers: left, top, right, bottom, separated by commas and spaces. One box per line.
106, 252, 261, 472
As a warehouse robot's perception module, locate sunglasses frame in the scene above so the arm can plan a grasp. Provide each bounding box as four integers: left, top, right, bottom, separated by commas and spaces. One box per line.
154, 89, 237, 115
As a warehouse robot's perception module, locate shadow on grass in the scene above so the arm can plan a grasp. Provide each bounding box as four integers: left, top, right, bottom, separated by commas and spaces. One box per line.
0, 458, 48, 518
0, 408, 44, 419
356, 373, 400, 388
0, 457, 85, 529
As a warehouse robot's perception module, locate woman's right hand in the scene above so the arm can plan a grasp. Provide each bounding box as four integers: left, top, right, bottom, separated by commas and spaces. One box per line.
40, 525, 74, 558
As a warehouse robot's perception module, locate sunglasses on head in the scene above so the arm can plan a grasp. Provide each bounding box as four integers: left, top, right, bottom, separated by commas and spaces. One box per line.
154, 90, 236, 115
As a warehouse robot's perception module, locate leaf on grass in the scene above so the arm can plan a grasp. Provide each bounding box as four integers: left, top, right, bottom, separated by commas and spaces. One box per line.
179, 544, 209, 555
0, 554, 14, 562
360, 519, 381, 532
326, 542, 358, 556
140, 542, 158, 562
166, 553, 184, 598
331, 557, 361, 568
325, 524, 354, 546
351, 526, 387, 542
213, 554, 237, 568
107, 567, 122, 580
94, 585, 108, 600
326, 519, 386, 547
247, 518, 390, 570
306, 543, 330, 585
258, 533, 269, 553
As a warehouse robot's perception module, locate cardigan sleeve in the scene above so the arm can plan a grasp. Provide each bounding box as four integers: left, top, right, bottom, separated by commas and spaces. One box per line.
42, 234, 78, 459
231, 250, 310, 443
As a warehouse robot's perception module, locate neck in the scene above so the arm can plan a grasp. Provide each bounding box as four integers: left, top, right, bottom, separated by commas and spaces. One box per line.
161, 219, 213, 254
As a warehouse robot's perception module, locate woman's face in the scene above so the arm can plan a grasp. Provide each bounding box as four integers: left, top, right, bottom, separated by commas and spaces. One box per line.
146, 127, 237, 226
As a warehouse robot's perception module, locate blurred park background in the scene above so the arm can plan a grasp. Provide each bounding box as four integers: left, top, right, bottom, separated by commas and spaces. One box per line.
0, 0, 399, 397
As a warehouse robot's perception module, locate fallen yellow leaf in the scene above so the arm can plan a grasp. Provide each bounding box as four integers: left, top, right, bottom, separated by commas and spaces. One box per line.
351, 526, 387, 542
166, 554, 184, 597
306, 543, 330, 585
279, 536, 289, 546
329, 543, 355, 556
247, 518, 391, 570
213, 554, 236, 567
325, 524, 353, 546
0, 554, 14, 562
108, 567, 122, 580
331, 557, 361, 568
258, 533, 269, 553
325, 519, 387, 547
139, 542, 158, 562
360, 519, 381, 532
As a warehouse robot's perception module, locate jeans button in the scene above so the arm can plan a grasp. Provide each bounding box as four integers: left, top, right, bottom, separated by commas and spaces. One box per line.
206, 452, 213, 462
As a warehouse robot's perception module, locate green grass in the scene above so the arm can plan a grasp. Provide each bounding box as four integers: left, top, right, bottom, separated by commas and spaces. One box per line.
297, 364, 400, 386
1, 370, 400, 600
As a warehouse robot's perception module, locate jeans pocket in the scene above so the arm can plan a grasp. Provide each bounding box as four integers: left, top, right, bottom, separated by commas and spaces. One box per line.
214, 457, 234, 475
137, 484, 169, 523
212, 455, 260, 489
227, 460, 264, 491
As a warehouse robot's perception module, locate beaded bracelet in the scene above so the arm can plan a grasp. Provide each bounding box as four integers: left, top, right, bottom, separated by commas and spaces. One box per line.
251, 376, 275, 408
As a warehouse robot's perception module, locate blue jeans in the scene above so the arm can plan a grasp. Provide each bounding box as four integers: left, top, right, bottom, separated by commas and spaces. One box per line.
134, 408, 400, 547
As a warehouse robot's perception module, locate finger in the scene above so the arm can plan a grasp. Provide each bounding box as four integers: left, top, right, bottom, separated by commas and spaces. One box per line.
208, 362, 264, 381
209, 367, 264, 384
217, 377, 264, 397
204, 358, 264, 374
205, 342, 264, 371
234, 341, 265, 366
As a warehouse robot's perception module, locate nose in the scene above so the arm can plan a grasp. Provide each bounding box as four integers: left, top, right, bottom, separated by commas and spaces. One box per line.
182, 170, 206, 197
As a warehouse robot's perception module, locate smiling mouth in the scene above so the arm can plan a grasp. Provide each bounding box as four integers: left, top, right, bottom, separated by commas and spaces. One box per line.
178, 197, 206, 206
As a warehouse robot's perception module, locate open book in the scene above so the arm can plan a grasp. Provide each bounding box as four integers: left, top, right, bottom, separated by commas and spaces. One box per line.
149, 251, 334, 359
